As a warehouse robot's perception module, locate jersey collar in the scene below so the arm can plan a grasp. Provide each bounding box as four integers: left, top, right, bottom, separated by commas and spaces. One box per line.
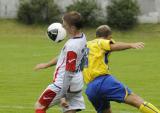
72, 33, 83, 39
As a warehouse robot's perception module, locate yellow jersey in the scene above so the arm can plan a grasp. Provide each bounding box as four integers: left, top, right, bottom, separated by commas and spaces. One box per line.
83, 39, 115, 84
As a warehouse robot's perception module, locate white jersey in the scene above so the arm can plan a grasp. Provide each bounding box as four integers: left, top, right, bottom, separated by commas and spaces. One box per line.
37, 33, 86, 112
53, 33, 87, 91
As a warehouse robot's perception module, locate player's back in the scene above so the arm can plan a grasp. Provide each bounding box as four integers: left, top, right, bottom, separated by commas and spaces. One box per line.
83, 39, 112, 84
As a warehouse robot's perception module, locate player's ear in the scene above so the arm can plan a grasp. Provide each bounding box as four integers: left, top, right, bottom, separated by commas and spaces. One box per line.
71, 26, 78, 31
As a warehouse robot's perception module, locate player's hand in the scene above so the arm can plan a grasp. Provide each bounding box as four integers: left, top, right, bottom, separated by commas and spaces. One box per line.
131, 42, 144, 49
34, 63, 48, 71
60, 98, 69, 108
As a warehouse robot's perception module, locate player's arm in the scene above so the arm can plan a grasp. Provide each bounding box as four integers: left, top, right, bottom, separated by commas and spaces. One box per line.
34, 57, 58, 71
60, 51, 77, 108
110, 42, 144, 51
61, 50, 77, 95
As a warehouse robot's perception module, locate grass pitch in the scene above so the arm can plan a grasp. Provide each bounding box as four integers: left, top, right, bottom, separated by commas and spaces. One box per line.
0, 20, 160, 113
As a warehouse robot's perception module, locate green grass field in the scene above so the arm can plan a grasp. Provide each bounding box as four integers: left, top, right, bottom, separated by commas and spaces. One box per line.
0, 20, 160, 113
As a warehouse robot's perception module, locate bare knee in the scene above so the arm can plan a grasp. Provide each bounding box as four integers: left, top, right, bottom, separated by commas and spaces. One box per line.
125, 93, 144, 108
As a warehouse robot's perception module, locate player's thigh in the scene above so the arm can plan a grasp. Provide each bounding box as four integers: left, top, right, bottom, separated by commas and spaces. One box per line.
85, 76, 111, 113
63, 92, 85, 113
101, 75, 132, 103
86, 94, 110, 113
35, 84, 61, 109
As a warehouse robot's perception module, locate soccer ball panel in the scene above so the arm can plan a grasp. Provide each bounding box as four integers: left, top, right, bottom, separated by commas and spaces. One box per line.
47, 23, 66, 43
47, 29, 58, 42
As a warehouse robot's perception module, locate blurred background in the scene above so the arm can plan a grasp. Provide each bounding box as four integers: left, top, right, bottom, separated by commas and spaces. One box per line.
0, 0, 160, 113
1, 0, 160, 24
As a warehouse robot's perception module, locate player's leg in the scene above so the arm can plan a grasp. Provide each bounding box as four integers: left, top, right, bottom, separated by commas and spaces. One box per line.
62, 91, 85, 113
125, 93, 160, 113
92, 75, 131, 113
35, 84, 60, 113
90, 75, 160, 113
124, 93, 143, 108
104, 75, 160, 113
62, 73, 85, 113
85, 76, 112, 113
102, 107, 112, 113
35, 102, 46, 113
85, 92, 111, 113
35, 89, 56, 113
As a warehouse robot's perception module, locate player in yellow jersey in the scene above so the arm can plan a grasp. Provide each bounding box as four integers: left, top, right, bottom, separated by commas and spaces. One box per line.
83, 25, 160, 113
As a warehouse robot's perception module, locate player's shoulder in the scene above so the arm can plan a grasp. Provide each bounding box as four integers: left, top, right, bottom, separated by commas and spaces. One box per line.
88, 39, 114, 44
65, 34, 86, 51
87, 39, 107, 45
87, 39, 98, 44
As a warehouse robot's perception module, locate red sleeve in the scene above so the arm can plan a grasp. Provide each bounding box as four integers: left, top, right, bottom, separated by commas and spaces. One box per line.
66, 51, 77, 72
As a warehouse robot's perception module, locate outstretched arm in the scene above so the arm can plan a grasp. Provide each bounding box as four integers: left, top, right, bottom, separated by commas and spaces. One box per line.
110, 42, 144, 51
34, 57, 58, 71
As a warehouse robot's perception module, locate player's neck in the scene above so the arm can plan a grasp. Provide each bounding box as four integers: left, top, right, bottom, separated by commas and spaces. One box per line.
70, 31, 82, 38
98, 37, 111, 40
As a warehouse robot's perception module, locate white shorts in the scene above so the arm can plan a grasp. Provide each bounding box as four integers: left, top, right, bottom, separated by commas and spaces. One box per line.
38, 83, 85, 112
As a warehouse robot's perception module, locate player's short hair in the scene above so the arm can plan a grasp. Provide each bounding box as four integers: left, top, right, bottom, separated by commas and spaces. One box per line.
96, 25, 112, 38
63, 11, 83, 30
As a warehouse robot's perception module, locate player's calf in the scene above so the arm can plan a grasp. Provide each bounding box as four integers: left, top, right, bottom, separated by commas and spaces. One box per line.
125, 93, 160, 113
125, 93, 144, 108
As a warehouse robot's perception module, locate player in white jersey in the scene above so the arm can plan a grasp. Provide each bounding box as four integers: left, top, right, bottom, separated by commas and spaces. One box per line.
34, 11, 86, 113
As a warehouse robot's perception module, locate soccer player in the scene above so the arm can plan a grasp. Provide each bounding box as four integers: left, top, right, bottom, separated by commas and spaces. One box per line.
34, 11, 86, 113
83, 25, 160, 113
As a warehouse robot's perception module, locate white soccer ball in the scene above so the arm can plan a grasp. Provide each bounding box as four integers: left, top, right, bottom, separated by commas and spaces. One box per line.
47, 23, 66, 43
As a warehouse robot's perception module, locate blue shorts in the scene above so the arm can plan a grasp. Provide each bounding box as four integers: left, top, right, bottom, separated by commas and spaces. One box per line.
85, 75, 132, 113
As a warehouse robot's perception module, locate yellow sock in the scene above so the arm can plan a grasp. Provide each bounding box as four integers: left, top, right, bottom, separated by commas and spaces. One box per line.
139, 102, 160, 113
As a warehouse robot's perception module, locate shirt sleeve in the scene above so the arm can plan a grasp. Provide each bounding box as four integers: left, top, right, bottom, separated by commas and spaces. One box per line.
66, 51, 77, 72
60, 44, 78, 98
98, 39, 115, 51
61, 51, 77, 98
